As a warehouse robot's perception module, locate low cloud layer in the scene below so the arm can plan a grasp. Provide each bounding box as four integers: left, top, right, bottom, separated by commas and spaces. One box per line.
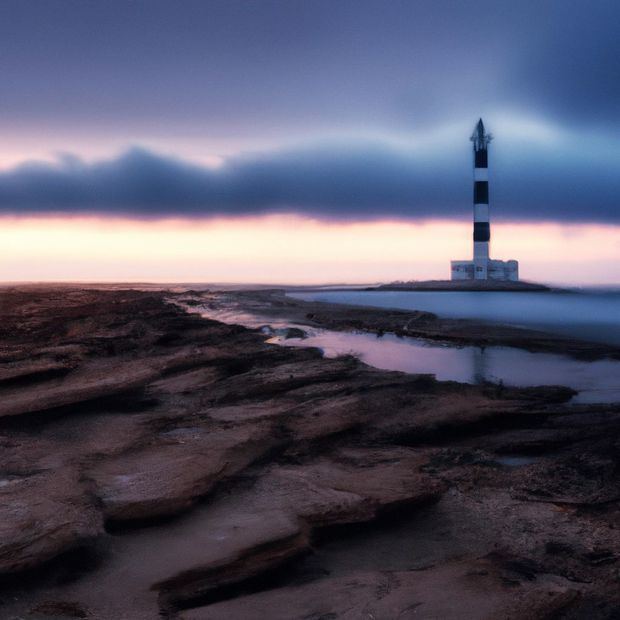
0, 140, 618, 223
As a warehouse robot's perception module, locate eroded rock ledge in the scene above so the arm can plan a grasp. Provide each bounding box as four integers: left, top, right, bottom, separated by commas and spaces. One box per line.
0, 286, 618, 619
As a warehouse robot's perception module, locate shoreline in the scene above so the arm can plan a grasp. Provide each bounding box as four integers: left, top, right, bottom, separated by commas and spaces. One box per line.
1, 286, 618, 618
181, 288, 620, 361
370, 279, 552, 292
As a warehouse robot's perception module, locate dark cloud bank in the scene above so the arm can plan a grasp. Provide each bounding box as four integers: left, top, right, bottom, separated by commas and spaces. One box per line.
0, 2, 618, 225
0, 142, 618, 224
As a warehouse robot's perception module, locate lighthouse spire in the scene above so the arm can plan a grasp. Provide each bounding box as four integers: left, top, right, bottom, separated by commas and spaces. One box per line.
470, 118, 492, 151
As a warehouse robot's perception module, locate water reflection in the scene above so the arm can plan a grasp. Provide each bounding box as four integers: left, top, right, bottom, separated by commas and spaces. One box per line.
472, 347, 487, 385
191, 302, 620, 405
268, 329, 620, 404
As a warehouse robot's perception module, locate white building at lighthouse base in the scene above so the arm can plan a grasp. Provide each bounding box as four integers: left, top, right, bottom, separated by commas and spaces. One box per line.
450, 259, 519, 281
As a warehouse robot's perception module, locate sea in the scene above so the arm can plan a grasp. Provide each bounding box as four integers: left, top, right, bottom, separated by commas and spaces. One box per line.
289, 289, 620, 345
265, 289, 620, 404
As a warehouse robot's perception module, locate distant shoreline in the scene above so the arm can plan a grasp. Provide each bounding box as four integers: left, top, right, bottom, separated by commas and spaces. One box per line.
3, 281, 620, 294
369, 279, 551, 292
282, 279, 554, 294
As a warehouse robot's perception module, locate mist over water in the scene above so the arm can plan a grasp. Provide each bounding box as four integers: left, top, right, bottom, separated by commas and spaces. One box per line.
290, 290, 620, 345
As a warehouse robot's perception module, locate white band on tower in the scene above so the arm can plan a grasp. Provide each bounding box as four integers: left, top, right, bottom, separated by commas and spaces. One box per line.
474, 168, 488, 182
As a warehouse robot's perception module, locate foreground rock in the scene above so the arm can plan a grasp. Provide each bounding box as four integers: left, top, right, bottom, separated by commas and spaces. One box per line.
154, 448, 445, 611
89, 422, 280, 523
0, 468, 103, 575
0, 286, 617, 619
180, 560, 578, 620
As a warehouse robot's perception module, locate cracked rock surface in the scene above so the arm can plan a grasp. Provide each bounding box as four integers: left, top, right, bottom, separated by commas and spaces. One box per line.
0, 286, 618, 619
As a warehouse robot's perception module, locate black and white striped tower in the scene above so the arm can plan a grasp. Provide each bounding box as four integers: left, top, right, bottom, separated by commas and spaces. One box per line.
471, 118, 492, 279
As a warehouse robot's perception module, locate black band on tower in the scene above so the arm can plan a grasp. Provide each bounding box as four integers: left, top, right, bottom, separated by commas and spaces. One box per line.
474, 149, 488, 168
473, 222, 490, 242
473, 181, 488, 204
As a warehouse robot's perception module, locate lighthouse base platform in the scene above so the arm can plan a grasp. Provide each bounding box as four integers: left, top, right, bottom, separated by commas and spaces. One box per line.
451, 259, 519, 282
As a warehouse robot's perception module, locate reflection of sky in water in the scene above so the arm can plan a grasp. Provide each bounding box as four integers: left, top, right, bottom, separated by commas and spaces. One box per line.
193, 301, 620, 404
290, 291, 620, 345
268, 330, 620, 404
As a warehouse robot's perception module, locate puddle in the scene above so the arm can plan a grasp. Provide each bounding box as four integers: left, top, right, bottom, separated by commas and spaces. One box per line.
267, 329, 620, 404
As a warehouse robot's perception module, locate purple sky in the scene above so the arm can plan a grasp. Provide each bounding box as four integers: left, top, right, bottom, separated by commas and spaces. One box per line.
0, 0, 618, 223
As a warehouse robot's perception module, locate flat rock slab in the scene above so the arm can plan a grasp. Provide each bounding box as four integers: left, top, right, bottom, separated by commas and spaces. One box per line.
152, 448, 445, 608
0, 468, 103, 574
180, 560, 578, 620
90, 422, 280, 522
0, 361, 160, 419
252, 448, 446, 527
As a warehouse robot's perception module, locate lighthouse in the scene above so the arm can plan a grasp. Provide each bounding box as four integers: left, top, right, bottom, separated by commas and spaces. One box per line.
451, 119, 518, 282
472, 119, 491, 279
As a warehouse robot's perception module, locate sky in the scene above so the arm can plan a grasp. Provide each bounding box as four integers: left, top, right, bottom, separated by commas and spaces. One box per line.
0, 0, 618, 284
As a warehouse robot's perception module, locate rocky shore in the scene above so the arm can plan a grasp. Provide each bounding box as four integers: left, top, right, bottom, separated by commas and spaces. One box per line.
192, 288, 620, 360
0, 286, 618, 619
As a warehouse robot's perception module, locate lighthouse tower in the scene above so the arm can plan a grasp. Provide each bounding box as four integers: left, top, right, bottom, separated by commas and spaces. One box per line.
450, 119, 518, 282
472, 119, 491, 279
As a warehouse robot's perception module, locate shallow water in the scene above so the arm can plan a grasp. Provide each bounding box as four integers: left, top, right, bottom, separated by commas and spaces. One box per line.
191, 297, 620, 404
289, 290, 620, 345
267, 329, 620, 403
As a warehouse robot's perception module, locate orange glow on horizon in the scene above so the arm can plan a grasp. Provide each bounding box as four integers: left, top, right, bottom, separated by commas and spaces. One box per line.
0, 214, 618, 285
